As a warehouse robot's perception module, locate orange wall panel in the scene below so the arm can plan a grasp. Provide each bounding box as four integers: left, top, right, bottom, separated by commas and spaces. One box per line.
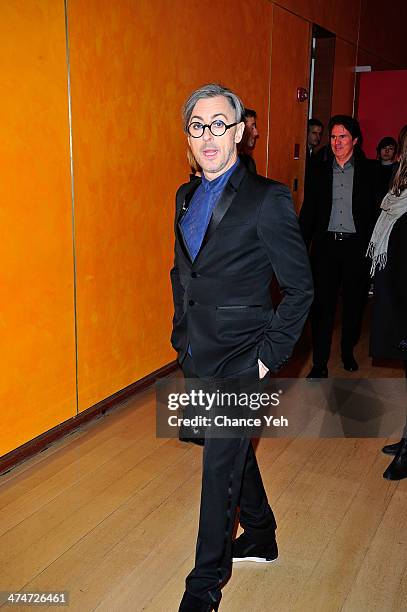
3, 0, 405, 458
268, 5, 311, 209
67, 0, 274, 411
276, 0, 407, 70
0, 1, 76, 456
274, 0, 360, 44
332, 37, 357, 116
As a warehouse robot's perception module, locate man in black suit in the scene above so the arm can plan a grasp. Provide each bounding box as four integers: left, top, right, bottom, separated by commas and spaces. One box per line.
299, 115, 376, 378
171, 83, 313, 611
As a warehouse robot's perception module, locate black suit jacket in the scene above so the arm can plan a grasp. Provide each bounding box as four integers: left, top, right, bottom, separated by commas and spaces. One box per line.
299, 153, 377, 251
170, 162, 314, 378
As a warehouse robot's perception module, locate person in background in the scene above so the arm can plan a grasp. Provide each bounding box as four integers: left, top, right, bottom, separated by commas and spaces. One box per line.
374, 136, 398, 215
368, 136, 398, 296
300, 115, 376, 378
368, 124, 407, 480
238, 108, 259, 173
305, 119, 327, 189
377, 135, 397, 164
307, 118, 324, 161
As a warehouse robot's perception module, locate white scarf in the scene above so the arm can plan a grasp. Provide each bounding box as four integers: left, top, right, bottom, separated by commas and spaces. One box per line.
367, 190, 407, 277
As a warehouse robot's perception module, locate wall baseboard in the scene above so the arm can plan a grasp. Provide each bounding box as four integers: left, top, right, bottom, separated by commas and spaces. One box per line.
0, 361, 179, 476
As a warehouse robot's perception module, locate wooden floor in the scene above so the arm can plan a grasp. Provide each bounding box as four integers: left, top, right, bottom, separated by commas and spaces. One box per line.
1, 304, 406, 611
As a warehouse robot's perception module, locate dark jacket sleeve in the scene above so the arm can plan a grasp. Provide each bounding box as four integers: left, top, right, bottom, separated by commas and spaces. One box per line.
257, 184, 314, 371
170, 264, 184, 333
169, 184, 188, 350
299, 167, 318, 248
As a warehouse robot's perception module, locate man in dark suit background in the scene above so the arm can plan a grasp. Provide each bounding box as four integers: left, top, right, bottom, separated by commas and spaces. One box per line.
238, 107, 259, 174
171, 83, 313, 611
300, 115, 376, 378
306, 118, 324, 163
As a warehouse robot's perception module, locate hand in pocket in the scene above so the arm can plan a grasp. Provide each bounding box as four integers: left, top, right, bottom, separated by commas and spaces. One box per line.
258, 358, 269, 379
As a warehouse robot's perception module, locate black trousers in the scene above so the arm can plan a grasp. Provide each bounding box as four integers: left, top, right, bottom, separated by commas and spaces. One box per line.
182, 355, 276, 604
402, 361, 407, 438
311, 234, 369, 368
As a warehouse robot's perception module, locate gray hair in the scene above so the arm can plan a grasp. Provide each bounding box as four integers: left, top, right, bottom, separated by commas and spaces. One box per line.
182, 83, 245, 133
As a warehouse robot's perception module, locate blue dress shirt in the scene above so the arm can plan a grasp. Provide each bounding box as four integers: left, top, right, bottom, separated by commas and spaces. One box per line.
181, 159, 240, 261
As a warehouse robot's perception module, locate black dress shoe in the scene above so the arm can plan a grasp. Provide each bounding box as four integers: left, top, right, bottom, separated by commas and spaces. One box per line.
306, 366, 328, 379
342, 355, 359, 372
232, 532, 278, 563
382, 440, 402, 455
383, 438, 407, 480
178, 591, 220, 611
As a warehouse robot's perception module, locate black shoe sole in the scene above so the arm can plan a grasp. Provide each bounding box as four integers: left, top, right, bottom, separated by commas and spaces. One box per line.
232, 555, 278, 563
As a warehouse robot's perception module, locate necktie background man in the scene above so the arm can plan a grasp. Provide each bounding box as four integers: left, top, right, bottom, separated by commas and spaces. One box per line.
170, 83, 313, 611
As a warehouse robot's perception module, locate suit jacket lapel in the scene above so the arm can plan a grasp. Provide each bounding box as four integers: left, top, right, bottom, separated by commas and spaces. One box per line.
352, 156, 362, 220
176, 179, 201, 225
325, 163, 334, 227
195, 162, 247, 262
176, 179, 201, 263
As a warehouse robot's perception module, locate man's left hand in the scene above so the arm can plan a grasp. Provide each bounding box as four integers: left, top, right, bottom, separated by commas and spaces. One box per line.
258, 359, 269, 379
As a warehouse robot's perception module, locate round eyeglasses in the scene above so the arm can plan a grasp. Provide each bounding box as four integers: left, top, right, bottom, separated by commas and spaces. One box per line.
187, 120, 238, 138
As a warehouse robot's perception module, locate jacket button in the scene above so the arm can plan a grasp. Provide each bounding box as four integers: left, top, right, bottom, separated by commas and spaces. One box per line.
191, 272, 197, 278
189, 300, 195, 306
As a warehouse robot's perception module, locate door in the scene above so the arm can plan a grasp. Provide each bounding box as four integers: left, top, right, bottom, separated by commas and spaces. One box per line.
268, 5, 311, 210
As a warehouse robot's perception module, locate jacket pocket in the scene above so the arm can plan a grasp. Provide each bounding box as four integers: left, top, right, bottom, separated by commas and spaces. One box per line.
216, 305, 265, 320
